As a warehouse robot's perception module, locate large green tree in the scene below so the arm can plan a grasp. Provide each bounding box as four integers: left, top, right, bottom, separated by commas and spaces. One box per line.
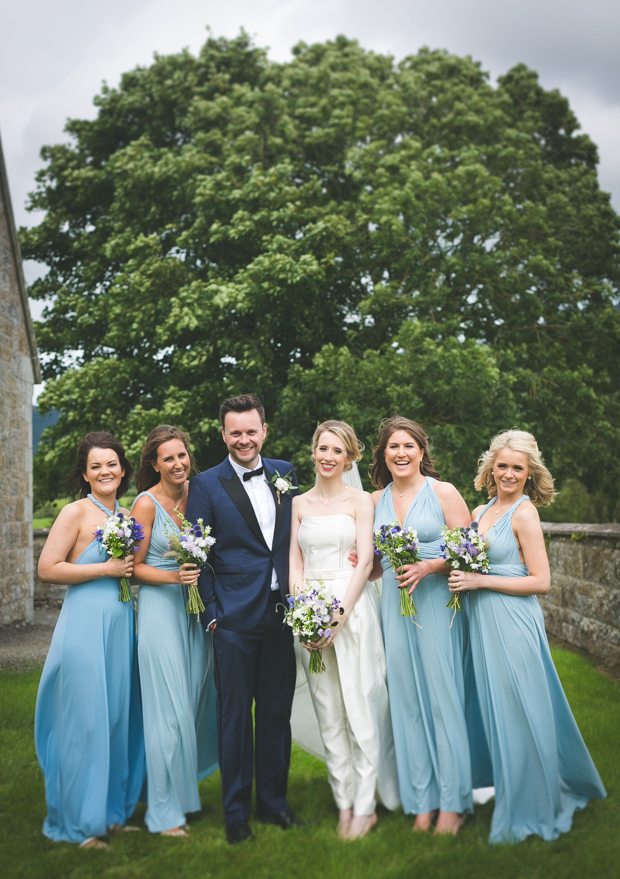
23, 33, 620, 507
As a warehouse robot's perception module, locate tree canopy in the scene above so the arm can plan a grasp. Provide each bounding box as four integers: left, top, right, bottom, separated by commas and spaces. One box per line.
23, 33, 620, 510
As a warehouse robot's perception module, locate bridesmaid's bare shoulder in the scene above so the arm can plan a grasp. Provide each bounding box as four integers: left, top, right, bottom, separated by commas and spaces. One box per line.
371, 488, 384, 508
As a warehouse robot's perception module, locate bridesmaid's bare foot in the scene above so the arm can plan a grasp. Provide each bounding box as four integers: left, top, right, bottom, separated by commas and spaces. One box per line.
161, 826, 189, 838
413, 810, 437, 832
347, 813, 377, 840
79, 837, 108, 849
338, 809, 352, 839
434, 811, 465, 836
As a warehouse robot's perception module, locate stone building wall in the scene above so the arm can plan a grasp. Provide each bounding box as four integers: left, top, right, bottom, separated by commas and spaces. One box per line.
0, 132, 41, 625
33, 529, 67, 602
540, 523, 620, 669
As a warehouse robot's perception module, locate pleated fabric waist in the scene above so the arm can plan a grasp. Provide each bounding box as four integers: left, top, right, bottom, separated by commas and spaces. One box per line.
488, 563, 528, 577
304, 568, 353, 581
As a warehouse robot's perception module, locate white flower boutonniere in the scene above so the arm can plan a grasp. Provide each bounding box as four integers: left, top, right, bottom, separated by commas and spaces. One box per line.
265, 469, 297, 504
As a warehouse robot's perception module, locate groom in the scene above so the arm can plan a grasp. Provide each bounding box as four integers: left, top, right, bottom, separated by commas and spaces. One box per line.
186, 394, 303, 844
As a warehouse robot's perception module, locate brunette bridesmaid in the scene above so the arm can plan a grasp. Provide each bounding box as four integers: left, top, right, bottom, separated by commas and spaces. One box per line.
132, 425, 218, 837
35, 432, 145, 848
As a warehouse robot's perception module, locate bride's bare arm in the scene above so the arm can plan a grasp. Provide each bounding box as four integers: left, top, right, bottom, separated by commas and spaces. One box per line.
288, 496, 304, 596
327, 493, 375, 641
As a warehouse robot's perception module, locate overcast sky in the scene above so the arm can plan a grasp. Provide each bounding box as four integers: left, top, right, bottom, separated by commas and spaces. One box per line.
2, 0, 619, 289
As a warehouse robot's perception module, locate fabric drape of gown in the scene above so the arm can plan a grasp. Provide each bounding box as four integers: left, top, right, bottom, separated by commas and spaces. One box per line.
290, 514, 400, 812
375, 478, 491, 816
34, 495, 145, 843
134, 492, 218, 833
469, 495, 606, 844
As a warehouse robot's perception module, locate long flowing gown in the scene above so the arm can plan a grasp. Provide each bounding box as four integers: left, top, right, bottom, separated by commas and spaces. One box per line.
469, 495, 607, 843
134, 491, 218, 833
290, 514, 400, 814
34, 495, 145, 843
375, 478, 481, 815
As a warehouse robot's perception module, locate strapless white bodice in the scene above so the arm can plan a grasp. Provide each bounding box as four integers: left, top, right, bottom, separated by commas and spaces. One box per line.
298, 515, 357, 579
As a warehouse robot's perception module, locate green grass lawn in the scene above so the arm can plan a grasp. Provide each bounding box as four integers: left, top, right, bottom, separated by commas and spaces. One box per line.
1, 649, 618, 879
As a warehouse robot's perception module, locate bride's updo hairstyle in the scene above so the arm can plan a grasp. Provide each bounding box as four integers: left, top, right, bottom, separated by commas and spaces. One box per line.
371, 416, 440, 490
475, 429, 557, 507
135, 424, 196, 493
67, 431, 134, 500
312, 420, 363, 473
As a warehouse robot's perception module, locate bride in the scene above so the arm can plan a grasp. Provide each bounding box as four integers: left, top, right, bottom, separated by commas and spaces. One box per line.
289, 420, 399, 839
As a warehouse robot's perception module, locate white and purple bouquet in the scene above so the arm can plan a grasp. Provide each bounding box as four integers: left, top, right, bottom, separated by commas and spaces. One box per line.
164, 508, 216, 618
95, 512, 145, 603
374, 521, 422, 624
440, 521, 489, 626
283, 581, 342, 675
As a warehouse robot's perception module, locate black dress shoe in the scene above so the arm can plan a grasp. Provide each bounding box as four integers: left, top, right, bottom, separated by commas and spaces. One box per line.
226, 821, 255, 844
262, 809, 313, 830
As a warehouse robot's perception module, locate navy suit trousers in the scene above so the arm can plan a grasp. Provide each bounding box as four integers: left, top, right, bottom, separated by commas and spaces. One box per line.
213, 591, 296, 825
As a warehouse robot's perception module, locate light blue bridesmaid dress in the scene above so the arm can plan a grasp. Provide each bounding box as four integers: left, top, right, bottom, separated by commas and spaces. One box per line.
134, 492, 218, 833
34, 494, 145, 843
375, 478, 481, 815
469, 495, 606, 843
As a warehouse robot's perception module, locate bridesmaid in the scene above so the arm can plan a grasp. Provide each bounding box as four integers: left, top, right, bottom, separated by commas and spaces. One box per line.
289, 421, 400, 840
132, 425, 218, 837
371, 416, 477, 835
35, 432, 145, 848
448, 430, 606, 843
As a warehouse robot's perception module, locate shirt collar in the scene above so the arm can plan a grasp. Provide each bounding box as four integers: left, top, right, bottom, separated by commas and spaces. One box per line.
229, 454, 264, 481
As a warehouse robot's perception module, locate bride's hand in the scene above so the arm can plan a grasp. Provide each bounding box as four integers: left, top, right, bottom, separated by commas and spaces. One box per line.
396, 561, 432, 595
305, 611, 349, 650
448, 570, 483, 592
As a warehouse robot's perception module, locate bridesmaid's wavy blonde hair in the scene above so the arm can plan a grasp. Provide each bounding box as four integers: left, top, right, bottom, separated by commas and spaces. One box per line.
312, 420, 363, 473
475, 430, 557, 507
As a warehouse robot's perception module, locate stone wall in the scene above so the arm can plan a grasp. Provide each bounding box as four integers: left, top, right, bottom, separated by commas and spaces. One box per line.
33, 529, 67, 602
540, 523, 620, 669
0, 135, 40, 625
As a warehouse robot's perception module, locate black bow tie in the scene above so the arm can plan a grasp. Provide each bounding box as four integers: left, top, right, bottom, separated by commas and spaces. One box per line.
243, 466, 264, 482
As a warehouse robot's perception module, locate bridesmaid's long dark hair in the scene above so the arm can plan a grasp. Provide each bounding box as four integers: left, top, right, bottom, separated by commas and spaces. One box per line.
67, 431, 134, 500
370, 417, 440, 490
135, 425, 196, 494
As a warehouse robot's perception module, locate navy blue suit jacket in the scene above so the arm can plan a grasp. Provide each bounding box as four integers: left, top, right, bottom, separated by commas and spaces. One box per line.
185, 457, 299, 633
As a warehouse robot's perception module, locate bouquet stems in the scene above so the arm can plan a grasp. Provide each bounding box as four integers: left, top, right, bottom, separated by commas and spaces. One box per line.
307, 648, 326, 675
399, 585, 422, 628
186, 583, 205, 619
446, 592, 461, 629
119, 577, 132, 603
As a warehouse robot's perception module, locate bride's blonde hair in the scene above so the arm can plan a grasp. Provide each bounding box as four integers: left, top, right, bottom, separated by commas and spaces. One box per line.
312, 421, 363, 473
475, 429, 557, 507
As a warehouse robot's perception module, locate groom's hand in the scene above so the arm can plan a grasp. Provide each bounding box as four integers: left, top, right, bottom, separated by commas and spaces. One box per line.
348, 551, 358, 568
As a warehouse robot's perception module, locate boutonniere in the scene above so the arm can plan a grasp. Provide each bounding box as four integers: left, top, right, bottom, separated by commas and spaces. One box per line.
265, 470, 297, 504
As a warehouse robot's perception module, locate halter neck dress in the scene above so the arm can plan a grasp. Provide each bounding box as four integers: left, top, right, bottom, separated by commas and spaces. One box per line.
134, 492, 218, 833
374, 477, 490, 816
469, 495, 606, 843
34, 494, 145, 843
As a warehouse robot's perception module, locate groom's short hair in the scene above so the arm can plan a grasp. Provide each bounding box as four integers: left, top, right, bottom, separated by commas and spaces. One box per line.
220, 394, 266, 427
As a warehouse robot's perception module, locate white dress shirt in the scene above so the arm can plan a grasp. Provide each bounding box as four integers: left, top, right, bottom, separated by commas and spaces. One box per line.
228, 455, 279, 590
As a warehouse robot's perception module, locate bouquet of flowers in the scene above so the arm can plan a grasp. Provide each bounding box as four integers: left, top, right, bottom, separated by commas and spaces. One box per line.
282, 581, 342, 675
440, 521, 490, 626
374, 521, 422, 625
95, 512, 145, 602
164, 508, 216, 617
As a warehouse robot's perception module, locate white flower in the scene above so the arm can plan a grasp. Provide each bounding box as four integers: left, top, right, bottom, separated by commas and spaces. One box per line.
275, 477, 289, 492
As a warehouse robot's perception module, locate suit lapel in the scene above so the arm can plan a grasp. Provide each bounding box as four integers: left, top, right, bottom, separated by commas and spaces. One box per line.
264, 462, 285, 548
219, 471, 267, 549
